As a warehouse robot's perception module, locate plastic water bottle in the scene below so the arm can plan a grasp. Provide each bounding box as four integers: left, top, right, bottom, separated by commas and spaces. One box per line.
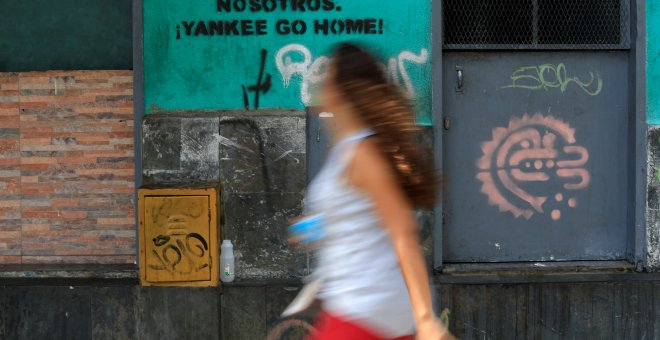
220, 240, 235, 283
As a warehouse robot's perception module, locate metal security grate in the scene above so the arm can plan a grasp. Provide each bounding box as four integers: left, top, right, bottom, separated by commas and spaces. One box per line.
443, 0, 630, 50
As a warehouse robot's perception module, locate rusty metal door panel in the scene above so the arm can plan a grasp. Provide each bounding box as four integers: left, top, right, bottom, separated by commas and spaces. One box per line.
442, 52, 629, 262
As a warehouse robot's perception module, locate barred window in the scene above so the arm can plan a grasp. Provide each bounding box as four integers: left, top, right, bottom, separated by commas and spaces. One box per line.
443, 0, 630, 49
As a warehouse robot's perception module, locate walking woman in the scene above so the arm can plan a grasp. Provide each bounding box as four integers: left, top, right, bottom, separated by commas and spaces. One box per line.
293, 42, 454, 340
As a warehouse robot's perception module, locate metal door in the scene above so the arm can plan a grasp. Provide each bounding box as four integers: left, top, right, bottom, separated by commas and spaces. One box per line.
442, 52, 630, 262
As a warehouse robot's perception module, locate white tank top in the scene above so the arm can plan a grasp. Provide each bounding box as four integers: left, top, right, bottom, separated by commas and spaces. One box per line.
305, 128, 415, 338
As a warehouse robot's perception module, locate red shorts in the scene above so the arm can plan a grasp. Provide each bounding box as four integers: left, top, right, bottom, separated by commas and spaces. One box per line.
308, 310, 414, 340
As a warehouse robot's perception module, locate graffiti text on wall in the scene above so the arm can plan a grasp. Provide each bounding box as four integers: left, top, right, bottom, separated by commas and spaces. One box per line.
143, 0, 432, 123
147, 198, 211, 277
501, 63, 603, 96
149, 229, 210, 275
176, 1, 384, 38
275, 44, 429, 105
476, 114, 590, 221
243, 49, 273, 110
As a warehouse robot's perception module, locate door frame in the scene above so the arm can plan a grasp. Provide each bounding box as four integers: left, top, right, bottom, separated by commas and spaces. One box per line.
431, 0, 648, 272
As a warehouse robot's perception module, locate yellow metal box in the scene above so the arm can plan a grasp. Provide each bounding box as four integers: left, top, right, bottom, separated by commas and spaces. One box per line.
138, 188, 219, 286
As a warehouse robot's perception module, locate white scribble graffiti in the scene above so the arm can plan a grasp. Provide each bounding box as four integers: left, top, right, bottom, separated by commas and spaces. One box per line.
275, 44, 429, 105
275, 44, 330, 104
383, 48, 429, 99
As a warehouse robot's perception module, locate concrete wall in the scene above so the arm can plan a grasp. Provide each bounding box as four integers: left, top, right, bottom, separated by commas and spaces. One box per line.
0, 283, 220, 340
647, 0, 660, 272
1, 278, 659, 339
0, 71, 135, 265
648, 126, 660, 271
142, 112, 309, 280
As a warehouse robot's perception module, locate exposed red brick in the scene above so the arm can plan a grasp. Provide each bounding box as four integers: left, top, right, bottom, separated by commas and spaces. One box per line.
97, 217, 134, 225
22, 224, 50, 232
0, 159, 20, 166
0, 101, 18, 107
18, 103, 49, 109
0, 200, 20, 208
0, 116, 19, 128
20, 157, 58, 165
7, 70, 136, 265
55, 157, 99, 164
0, 256, 20, 264
21, 176, 38, 183
0, 74, 21, 255
0, 140, 19, 157
22, 211, 61, 219
76, 141, 110, 146
0, 90, 19, 97
20, 164, 49, 170
51, 198, 79, 207
20, 206, 52, 212
21, 255, 135, 264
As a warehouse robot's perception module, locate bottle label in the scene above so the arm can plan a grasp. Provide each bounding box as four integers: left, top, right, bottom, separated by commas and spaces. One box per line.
223, 265, 233, 277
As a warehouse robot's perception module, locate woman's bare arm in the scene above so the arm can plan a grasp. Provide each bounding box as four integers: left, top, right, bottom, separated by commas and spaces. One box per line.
348, 140, 452, 339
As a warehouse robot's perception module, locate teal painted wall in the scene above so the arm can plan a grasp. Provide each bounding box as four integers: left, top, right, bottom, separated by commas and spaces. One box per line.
649, 0, 660, 124
0, 0, 132, 71
143, 0, 432, 124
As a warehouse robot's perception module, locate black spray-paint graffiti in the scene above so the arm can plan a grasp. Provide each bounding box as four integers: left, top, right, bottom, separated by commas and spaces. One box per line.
217, 0, 339, 12
242, 49, 272, 110
172, 0, 384, 38
149, 232, 210, 274
500, 63, 603, 96
177, 18, 384, 37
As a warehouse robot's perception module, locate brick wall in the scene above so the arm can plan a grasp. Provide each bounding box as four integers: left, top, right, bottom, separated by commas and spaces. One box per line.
0, 71, 135, 265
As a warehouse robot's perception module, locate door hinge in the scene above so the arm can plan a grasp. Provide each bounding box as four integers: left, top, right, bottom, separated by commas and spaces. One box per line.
443, 117, 451, 131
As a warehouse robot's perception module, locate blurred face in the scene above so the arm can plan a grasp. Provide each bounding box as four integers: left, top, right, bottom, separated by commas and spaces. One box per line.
318, 60, 342, 112
317, 56, 366, 136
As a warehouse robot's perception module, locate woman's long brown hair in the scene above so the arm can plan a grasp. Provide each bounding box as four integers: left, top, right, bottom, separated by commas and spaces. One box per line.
331, 43, 439, 208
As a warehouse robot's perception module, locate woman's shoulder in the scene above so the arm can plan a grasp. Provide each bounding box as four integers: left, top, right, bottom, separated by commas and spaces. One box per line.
348, 138, 397, 190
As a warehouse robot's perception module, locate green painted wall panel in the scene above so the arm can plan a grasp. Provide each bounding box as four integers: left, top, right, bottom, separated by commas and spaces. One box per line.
143, 0, 432, 124
649, 0, 660, 124
0, 0, 132, 72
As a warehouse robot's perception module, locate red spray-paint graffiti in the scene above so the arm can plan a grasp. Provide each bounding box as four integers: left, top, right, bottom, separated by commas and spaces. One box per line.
476, 113, 590, 220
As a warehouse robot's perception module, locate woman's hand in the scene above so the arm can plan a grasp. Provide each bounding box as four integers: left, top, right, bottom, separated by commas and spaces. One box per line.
287, 216, 303, 245
288, 215, 324, 250
416, 316, 456, 340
